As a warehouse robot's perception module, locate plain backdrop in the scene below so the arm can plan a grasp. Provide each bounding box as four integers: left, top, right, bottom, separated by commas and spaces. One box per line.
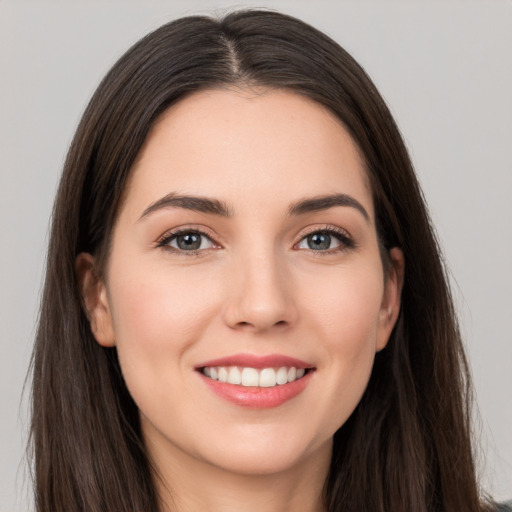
1, 1, 511, 510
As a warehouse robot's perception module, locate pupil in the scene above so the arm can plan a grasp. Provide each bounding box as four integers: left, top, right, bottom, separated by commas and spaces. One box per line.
178, 233, 201, 250
308, 233, 330, 250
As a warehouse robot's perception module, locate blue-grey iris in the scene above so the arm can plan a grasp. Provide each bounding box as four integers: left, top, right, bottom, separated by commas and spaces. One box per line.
177, 233, 202, 250
308, 233, 331, 250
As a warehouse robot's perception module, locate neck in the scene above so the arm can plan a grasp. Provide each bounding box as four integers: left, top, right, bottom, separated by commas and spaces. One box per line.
147, 435, 331, 512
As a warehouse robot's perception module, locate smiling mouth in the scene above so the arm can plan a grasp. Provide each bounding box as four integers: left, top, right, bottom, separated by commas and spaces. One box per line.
200, 366, 310, 388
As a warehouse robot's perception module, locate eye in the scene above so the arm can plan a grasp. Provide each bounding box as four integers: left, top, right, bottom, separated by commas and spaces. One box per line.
157, 229, 217, 253
296, 229, 353, 252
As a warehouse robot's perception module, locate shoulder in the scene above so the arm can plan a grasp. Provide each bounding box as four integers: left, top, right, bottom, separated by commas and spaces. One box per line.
496, 501, 512, 512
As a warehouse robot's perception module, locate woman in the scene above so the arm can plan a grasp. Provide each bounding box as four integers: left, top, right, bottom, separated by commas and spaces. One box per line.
29, 9, 506, 512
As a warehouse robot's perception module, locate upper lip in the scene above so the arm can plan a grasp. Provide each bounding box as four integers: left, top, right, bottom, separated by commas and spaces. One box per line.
195, 353, 314, 370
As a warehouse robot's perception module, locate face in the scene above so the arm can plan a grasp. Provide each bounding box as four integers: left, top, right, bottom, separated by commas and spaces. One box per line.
79, 88, 403, 479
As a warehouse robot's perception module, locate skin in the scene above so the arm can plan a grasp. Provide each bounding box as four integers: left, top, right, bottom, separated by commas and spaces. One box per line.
77, 88, 404, 512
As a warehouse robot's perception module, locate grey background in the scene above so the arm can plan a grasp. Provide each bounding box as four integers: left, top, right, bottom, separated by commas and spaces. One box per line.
1, 1, 510, 510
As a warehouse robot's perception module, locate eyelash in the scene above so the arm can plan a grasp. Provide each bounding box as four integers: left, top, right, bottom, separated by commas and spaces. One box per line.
296, 226, 355, 254
156, 227, 218, 257
155, 225, 355, 256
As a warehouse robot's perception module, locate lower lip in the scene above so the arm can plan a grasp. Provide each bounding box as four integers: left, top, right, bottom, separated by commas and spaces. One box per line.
199, 371, 313, 408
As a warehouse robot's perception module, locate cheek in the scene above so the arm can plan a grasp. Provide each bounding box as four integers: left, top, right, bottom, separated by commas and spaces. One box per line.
106, 262, 222, 399
299, 262, 384, 424
302, 260, 384, 348
109, 261, 218, 342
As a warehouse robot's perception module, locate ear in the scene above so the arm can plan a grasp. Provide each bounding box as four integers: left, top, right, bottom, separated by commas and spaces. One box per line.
75, 253, 116, 347
376, 247, 404, 351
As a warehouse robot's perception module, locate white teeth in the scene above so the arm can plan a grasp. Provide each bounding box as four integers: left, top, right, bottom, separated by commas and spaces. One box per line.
276, 366, 288, 385
259, 368, 276, 387
218, 367, 228, 383
242, 367, 259, 387
202, 365, 309, 387
227, 366, 242, 385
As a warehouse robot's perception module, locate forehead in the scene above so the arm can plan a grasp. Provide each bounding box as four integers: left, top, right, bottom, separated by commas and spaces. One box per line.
124, 87, 373, 219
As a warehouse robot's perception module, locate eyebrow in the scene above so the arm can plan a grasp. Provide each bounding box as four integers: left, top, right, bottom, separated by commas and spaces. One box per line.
139, 192, 369, 222
288, 193, 370, 221
139, 193, 232, 220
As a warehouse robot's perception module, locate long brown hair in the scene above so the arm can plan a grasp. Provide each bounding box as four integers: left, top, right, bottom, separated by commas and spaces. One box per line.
30, 9, 493, 511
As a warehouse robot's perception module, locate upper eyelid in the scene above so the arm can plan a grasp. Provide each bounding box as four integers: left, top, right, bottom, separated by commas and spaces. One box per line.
296, 224, 352, 240
156, 225, 219, 245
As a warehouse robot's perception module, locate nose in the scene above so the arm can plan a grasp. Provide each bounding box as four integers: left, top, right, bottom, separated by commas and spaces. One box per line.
222, 249, 298, 333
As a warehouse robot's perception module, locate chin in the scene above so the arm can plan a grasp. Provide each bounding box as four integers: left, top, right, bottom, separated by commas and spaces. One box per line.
196, 428, 332, 477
